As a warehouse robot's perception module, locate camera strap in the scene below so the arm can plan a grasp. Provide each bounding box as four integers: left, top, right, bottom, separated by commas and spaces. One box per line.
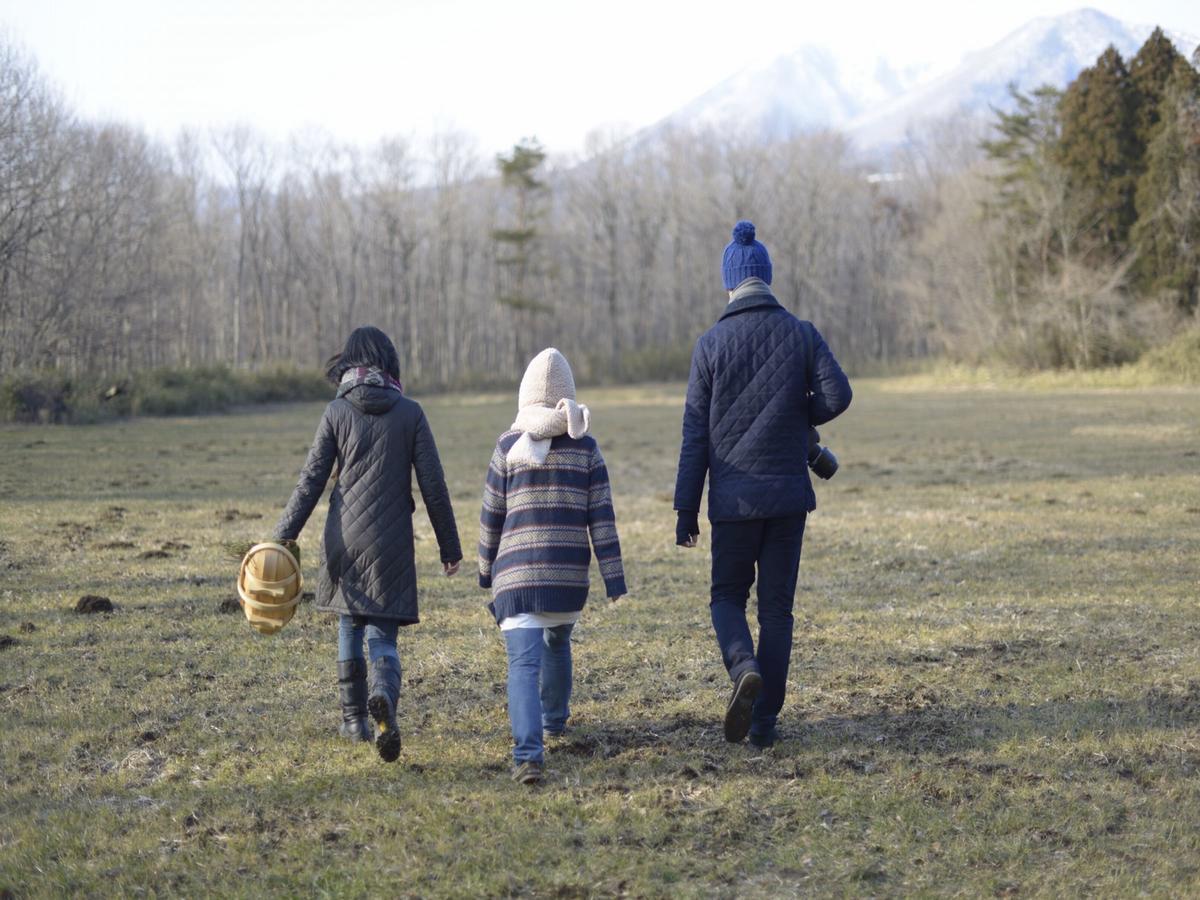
800, 320, 815, 384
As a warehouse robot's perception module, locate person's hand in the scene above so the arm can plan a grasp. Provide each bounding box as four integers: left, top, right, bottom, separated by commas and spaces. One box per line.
443, 559, 461, 577
676, 511, 700, 548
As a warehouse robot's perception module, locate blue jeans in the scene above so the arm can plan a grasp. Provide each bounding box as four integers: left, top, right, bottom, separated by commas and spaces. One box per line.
710, 514, 806, 734
338, 615, 401, 664
503, 624, 574, 764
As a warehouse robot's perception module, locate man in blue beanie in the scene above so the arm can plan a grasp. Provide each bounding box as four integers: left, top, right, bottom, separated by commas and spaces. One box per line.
674, 220, 852, 747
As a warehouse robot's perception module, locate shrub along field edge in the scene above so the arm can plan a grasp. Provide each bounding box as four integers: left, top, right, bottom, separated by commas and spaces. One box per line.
3, 324, 1198, 424
0, 366, 331, 424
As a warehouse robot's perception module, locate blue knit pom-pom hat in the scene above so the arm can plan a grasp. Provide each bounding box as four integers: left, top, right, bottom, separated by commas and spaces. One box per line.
721, 220, 773, 290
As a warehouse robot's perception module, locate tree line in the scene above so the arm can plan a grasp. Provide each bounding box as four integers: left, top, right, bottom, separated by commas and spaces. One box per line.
901, 29, 1200, 369
0, 30, 1197, 392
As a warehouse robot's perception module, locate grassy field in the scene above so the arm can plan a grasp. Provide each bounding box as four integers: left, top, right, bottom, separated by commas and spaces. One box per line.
2, 380, 1199, 897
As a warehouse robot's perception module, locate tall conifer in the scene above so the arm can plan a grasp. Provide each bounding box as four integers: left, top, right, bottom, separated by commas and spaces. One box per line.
1131, 58, 1200, 309
1057, 45, 1139, 253
1129, 28, 1186, 156
981, 85, 1066, 277
492, 138, 549, 366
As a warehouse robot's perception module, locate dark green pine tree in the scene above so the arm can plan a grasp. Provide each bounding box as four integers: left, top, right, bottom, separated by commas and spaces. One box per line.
493, 138, 547, 310
1057, 45, 1140, 254
1130, 58, 1200, 309
492, 138, 549, 366
1129, 28, 1187, 157
980, 84, 1065, 275
982, 85, 1063, 213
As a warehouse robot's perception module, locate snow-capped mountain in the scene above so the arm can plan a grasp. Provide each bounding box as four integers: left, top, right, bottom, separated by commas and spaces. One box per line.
847, 8, 1198, 151
657, 45, 927, 140
652, 8, 1199, 153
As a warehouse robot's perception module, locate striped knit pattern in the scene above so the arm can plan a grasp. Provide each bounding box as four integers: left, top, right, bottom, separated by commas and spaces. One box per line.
479, 430, 626, 623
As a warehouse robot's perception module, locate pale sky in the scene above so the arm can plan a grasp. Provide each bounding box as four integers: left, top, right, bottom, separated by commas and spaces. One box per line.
1, 1, 1197, 159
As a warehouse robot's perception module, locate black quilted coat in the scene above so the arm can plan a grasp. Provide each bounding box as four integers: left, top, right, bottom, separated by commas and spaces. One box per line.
674, 285, 852, 522
273, 385, 462, 624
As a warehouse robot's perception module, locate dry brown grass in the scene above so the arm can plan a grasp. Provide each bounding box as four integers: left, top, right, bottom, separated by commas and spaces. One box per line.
2, 380, 1199, 896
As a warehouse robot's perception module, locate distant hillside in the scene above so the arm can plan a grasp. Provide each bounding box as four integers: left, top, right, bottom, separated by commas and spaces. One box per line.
649, 8, 1199, 155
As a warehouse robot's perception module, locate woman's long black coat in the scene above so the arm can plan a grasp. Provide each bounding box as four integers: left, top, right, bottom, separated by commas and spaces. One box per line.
274, 385, 461, 624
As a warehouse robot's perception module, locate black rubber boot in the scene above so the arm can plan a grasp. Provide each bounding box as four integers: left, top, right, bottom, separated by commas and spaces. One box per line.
367, 656, 402, 762
337, 659, 373, 743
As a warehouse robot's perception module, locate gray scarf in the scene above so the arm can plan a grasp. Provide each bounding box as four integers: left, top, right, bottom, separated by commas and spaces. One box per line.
729, 277, 772, 304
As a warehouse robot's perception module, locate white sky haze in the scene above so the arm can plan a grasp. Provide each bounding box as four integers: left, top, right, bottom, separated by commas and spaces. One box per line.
2, 1, 1197, 158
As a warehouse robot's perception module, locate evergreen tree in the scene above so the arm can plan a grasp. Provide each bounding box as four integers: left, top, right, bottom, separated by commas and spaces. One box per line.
493, 138, 547, 310
1129, 28, 1186, 156
982, 86, 1063, 210
979, 84, 1127, 368
1131, 58, 1200, 309
1057, 45, 1140, 254
981, 84, 1068, 276
492, 138, 548, 364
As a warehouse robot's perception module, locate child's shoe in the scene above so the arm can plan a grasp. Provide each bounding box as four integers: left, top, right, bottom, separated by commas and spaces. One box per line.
367, 657, 402, 762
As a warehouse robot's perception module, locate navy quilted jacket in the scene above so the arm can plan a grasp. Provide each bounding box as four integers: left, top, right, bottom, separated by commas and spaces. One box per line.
673, 285, 852, 521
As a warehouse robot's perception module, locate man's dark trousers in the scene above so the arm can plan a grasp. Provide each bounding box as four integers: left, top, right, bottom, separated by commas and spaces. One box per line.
710, 514, 806, 734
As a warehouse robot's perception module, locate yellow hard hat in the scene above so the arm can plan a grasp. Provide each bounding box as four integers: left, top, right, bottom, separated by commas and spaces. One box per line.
237, 542, 303, 635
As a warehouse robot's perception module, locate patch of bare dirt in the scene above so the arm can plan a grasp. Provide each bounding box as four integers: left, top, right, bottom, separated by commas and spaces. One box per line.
55, 521, 96, 549
75, 595, 114, 614
0, 539, 15, 564
217, 509, 262, 522
218, 597, 241, 614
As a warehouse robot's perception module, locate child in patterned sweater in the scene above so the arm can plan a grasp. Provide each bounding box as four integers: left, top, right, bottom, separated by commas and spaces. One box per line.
479, 348, 626, 785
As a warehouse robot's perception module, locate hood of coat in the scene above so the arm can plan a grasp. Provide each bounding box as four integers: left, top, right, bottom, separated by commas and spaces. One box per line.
345, 384, 403, 415
518, 348, 576, 411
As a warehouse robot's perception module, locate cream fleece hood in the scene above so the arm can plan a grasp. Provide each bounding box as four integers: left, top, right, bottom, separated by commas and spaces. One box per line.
508, 348, 589, 466
518, 347, 576, 410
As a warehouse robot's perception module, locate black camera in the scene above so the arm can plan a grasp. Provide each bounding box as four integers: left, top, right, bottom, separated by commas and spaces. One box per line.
807, 426, 838, 480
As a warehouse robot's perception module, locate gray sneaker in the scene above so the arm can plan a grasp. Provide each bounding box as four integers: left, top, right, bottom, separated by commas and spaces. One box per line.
511, 761, 544, 785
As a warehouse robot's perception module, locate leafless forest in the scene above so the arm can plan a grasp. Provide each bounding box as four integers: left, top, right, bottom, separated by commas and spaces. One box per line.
1, 37, 1195, 389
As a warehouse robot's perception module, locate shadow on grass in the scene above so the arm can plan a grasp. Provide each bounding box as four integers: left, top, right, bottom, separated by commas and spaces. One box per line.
796, 682, 1200, 756
536, 681, 1200, 768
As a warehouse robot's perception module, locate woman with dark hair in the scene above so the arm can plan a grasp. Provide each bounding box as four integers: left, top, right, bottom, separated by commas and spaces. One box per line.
273, 325, 462, 762
323, 324, 401, 385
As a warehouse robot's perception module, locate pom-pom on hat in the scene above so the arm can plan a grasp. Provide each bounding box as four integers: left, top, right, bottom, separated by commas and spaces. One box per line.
721, 220, 773, 290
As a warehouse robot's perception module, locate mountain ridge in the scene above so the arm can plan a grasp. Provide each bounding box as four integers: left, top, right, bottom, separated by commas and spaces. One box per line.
648, 8, 1200, 155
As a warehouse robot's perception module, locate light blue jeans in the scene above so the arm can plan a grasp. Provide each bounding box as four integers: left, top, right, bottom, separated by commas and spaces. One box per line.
338, 614, 401, 665
503, 624, 574, 764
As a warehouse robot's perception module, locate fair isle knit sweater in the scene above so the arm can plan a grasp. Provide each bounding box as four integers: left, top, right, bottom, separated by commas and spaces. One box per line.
479, 430, 626, 623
